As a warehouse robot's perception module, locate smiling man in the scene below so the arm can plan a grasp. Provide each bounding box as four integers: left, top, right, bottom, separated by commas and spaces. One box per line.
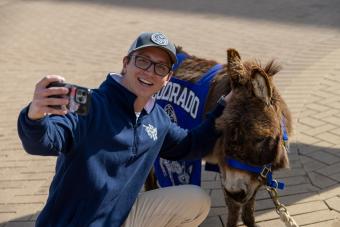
17, 32, 231, 227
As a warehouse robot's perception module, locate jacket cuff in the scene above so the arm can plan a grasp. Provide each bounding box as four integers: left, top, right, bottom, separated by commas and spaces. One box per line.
207, 99, 226, 119
20, 104, 48, 129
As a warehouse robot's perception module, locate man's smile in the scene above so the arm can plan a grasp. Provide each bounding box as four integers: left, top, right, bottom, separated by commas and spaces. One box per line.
138, 77, 153, 86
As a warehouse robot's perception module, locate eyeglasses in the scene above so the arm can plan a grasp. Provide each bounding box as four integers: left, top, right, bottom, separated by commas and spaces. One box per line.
130, 55, 172, 77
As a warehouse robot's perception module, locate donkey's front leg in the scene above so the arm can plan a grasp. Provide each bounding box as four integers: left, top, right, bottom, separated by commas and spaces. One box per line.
241, 197, 258, 227
226, 196, 241, 227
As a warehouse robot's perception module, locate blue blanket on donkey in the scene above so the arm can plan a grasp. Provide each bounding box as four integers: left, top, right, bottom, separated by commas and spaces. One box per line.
154, 53, 222, 187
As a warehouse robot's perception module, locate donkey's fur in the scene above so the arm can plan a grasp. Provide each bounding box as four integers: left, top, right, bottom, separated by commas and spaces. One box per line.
147, 47, 292, 227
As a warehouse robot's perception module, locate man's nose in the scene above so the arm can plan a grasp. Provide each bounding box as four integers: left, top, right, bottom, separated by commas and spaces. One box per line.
145, 63, 156, 74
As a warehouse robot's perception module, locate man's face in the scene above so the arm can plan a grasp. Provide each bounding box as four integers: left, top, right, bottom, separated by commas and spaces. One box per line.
121, 47, 173, 100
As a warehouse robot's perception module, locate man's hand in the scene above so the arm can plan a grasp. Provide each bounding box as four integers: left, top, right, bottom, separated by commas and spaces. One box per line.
27, 75, 69, 120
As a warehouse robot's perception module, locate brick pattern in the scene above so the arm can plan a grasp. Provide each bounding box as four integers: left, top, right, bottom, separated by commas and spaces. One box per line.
1, 0, 340, 226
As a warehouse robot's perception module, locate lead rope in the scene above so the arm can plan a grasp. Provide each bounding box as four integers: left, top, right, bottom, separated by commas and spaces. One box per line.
266, 187, 299, 227
220, 176, 299, 226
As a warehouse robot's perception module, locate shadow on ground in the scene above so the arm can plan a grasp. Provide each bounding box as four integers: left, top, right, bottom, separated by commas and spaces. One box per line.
47, 0, 340, 29
1, 142, 339, 226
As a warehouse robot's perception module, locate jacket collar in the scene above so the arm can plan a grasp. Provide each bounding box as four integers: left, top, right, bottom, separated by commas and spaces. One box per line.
100, 73, 155, 114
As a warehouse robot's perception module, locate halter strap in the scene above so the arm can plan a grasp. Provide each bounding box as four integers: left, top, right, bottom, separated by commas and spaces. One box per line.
281, 116, 288, 142
224, 157, 285, 190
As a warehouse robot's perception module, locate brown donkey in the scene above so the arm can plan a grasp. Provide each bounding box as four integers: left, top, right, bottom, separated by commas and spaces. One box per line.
147, 47, 292, 227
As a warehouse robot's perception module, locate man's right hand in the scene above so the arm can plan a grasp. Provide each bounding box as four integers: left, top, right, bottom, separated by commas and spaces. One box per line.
27, 75, 70, 120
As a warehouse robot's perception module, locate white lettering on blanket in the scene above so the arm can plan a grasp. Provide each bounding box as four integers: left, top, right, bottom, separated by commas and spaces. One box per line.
156, 81, 199, 119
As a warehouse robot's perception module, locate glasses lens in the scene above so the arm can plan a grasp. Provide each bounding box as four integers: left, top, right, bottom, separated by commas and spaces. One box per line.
155, 64, 170, 77
133, 55, 171, 77
134, 56, 151, 70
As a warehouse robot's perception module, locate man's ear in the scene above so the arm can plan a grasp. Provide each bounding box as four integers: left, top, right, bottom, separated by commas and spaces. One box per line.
167, 71, 173, 81
123, 56, 130, 67
163, 71, 173, 86
122, 56, 130, 75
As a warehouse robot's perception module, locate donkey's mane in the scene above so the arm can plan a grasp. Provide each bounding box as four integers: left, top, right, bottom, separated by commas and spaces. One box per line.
174, 46, 223, 82
242, 59, 282, 77
174, 47, 281, 83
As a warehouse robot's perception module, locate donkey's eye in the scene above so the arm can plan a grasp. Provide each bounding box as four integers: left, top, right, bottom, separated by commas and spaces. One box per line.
255, 137, 266, 143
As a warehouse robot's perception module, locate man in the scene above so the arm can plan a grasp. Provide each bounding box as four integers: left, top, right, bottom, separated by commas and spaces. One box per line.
17, 32, 231, 227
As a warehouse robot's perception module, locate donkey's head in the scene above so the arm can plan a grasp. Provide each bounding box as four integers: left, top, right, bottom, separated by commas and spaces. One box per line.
214, 49, 290, 204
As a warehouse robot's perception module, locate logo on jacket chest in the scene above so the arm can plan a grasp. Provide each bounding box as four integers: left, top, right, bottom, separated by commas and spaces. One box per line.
143, 124, 158, 141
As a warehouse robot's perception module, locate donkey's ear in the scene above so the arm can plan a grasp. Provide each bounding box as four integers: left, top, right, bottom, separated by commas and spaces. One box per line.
251, 68, 272, 105
227, 48, 241, 68
227, 49, 244, 86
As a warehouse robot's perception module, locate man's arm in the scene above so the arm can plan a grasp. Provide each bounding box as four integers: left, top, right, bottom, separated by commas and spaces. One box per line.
17, 75, 77, 156
17, 106, 78, 156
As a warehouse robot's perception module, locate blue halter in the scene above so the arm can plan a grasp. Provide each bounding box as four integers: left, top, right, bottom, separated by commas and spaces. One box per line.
223, 117, 289, 190
224, 158, 285, 190
206, 118, 289, 190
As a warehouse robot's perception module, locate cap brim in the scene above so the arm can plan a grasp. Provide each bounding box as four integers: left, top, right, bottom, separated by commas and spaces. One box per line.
129, 44, 177, 65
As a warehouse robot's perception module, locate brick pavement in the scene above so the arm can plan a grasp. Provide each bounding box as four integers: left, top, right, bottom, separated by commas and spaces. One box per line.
0, 0, 340, 226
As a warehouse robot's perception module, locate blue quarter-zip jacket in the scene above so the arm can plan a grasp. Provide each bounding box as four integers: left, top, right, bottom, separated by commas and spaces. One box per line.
17, 74, 225, 227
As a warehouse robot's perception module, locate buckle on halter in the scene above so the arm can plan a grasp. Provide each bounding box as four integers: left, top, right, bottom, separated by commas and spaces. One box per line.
271, 179, 278, 189
260, 166, 271, 178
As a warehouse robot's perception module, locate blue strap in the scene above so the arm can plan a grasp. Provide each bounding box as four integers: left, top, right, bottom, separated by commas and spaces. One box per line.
172, 53, 222, 86
266, 173, 285, 190
172, 53, 188, 71
225, 157, 285, 190
197, 64, 223, 85
281, 117, 288, 142
225, 158, 263, 174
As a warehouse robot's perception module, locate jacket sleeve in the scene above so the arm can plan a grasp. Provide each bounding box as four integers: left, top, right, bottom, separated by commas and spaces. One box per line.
17, 104, 81, 156
159, 102, 225, 160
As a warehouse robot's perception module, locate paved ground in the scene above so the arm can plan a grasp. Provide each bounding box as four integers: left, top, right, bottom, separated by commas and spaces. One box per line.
0, 0, 340, 226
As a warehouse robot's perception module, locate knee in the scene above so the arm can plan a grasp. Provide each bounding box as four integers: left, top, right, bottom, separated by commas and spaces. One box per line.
179, 185, 211, 209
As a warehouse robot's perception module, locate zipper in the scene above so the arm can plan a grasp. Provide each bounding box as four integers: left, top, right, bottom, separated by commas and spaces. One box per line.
132, 123, 138, 158
131, 115, 142, 160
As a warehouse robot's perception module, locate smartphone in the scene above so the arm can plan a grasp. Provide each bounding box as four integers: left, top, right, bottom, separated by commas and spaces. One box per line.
47, 82, 92, 115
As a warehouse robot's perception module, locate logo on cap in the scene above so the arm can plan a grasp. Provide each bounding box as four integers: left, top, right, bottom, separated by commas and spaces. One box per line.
151, 33, 169, 46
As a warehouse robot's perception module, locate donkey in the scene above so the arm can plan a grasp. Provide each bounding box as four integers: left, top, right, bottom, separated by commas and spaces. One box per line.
147, 47, 292, 227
